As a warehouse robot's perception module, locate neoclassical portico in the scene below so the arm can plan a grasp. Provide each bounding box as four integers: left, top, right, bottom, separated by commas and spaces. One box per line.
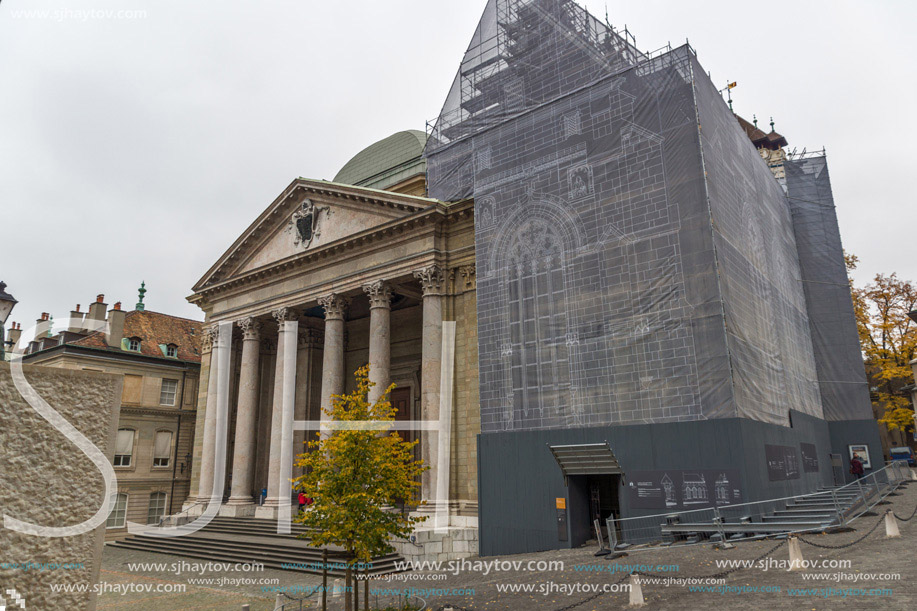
186, 177, 479, 527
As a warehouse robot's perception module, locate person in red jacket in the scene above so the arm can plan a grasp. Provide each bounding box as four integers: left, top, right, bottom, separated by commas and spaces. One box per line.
850, 454, 865, 480
298, 492, 307, 512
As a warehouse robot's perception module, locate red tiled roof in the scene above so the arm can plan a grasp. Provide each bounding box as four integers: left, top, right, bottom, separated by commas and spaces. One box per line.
735, 114, 787, 150
72, 310, 203, 363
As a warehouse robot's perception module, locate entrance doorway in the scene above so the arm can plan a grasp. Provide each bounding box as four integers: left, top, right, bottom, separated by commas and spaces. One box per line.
390, 387, 412, 445
568, 474, 621, 547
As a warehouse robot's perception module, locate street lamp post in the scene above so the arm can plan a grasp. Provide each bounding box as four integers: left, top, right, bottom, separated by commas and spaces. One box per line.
0, 281, 18, 361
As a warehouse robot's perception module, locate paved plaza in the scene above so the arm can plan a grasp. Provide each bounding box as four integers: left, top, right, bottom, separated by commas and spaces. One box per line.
97, 479, 917, 610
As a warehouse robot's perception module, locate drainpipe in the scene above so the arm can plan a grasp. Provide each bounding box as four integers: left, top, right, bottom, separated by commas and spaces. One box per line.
168, 369, 187, 514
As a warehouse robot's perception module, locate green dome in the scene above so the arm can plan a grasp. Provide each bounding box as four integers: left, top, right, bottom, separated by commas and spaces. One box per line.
333, 130, 427, 191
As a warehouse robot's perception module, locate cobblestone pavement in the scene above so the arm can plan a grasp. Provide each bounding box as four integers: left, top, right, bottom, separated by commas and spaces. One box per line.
99, 480, 917, 610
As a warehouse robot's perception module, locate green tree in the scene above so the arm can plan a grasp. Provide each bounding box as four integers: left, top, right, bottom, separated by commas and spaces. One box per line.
846, 254, 917, 433
293, 365, 427, 611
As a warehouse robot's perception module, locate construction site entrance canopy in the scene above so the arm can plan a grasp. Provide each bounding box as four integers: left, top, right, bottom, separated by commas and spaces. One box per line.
549, 442, 623, 482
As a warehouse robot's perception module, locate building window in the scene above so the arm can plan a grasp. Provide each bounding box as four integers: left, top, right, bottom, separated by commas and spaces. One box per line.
147, 492, 167, 525
166, 344, 178, 358
152, 430, 173, 468
128, 338, 141, 352
114, 429, 134, 467
106, 493, 128, 528
159, 379, 178, 406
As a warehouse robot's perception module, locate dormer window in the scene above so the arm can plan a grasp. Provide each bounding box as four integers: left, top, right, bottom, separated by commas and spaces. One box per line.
166, 344, 177, 358
128, 338, 141, 352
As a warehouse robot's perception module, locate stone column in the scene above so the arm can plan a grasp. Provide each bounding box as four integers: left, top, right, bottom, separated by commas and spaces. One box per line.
318, 294, 348, 432
225, 317, 261, 511
261, 307, 297, 510
414, 265, 445, 509
197, 324, 221, 503
294, 327, 321, 479
363, 280, 393, 405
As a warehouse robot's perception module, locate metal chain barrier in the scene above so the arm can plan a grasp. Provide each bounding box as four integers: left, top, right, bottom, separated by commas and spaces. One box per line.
550, 572, 632, 611
893, 502, 917, 522
795, 511, 885, 549
634, 538, 787, 581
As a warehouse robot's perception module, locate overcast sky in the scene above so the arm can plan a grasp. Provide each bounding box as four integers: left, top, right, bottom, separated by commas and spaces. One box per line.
1, 0, 914, 330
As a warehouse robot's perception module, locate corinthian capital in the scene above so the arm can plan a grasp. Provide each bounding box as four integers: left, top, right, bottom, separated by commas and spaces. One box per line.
362, 280, 393, 309
272, 307, 297, 325
317, 293, 349, 321
237, 317, 262, 341
414, 264, 446, 296
203, 323, 220, 352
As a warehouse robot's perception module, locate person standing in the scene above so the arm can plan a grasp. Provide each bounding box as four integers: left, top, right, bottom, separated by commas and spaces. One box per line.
298, 491, 307, 512
850, 454, 865, 480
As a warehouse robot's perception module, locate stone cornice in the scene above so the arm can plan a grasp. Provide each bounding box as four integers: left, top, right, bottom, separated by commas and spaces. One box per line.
120, 405, 196, 417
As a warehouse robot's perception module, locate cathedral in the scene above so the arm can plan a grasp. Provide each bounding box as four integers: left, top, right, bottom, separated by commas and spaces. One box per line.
186, 0, 881, 558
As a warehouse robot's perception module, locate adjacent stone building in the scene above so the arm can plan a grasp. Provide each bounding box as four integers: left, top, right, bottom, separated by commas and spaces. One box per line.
16, 291, 201, 538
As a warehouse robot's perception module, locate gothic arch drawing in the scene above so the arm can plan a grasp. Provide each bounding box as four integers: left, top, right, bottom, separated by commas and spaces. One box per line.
491, 200, 585, 430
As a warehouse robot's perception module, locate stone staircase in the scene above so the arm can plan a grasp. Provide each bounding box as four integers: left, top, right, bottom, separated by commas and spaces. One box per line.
106, 516, 405, 576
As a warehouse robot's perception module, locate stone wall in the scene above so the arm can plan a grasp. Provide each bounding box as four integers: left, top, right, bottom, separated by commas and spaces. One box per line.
0, 362, 121, 611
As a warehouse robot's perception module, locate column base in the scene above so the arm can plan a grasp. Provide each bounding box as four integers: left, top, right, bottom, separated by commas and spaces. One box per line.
253, 502, 291, 520
219, 502, 256, 517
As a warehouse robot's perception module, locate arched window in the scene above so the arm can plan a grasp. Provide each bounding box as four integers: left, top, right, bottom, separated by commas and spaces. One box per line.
128, 337, 141, 352
114, 429, 134, 467
166, 344, 178, 358
147, 492, 167, 525
505, 217, 571, 426
106, 493, 128, 528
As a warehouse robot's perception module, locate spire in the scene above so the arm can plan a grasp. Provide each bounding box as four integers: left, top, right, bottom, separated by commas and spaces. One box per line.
770, 116, 775, 132
753, 114, 758, 128
136, 281, 146, 311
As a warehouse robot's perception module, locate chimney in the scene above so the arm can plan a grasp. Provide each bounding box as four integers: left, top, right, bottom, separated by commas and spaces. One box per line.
7, 322, 22, 351
87, 294, 107, 330
68, 304, 84, 333
34, 313, 51, 341
106, 303, 126, 349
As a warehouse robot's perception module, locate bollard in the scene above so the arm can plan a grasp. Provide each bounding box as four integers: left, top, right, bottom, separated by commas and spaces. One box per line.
275, 593, 285, 609
885, 510, 901, 538
332, 578, 343, 598
242, 605, 250, 611
787, 536, 804, 571
628, 573, 645, 607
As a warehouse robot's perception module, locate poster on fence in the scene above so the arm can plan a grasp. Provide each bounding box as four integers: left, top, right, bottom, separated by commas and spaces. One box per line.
626, 469, 742, 510
765, 444, 800, 481
800, 442, 819, 472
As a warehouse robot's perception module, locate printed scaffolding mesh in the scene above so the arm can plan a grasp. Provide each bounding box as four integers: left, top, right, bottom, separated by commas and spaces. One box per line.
425, 0, 834, 432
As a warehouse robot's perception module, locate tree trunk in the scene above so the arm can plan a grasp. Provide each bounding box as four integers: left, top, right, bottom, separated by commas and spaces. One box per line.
321, 550, 328, 611
364, 567, 369, 611
354, 563, 359, 610
345, 565, 352, 611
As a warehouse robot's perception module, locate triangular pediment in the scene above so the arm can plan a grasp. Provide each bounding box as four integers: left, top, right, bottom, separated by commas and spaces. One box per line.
193, 178, 437, 290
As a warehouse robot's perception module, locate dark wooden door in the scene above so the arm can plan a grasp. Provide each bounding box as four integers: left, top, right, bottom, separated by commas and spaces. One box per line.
390, 387, 412, 444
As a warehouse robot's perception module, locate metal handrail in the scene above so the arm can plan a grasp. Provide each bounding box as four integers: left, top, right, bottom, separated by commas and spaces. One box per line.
157, 500, 206, 527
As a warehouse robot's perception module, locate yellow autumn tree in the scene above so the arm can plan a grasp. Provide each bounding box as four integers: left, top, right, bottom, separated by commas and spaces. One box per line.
846, 254, 917, 432
293, 365, 427, 611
